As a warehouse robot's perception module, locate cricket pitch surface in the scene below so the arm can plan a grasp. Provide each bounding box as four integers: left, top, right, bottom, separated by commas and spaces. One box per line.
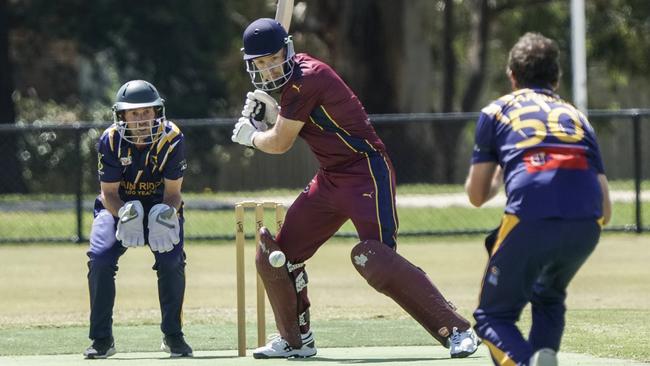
2, 345, 648, 365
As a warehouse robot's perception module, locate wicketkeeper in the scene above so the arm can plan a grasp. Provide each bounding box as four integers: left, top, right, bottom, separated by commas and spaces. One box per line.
84, 80, 192, 359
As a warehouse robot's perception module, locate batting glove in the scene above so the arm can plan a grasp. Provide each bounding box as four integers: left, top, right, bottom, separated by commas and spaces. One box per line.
242, 90, 279, 126
147, 203, 180, 253
116, 200, 145, 248
231, 117, 261, 147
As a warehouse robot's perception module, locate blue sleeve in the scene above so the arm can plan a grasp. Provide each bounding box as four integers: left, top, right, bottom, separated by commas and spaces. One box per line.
162, 135, 187, 180
591, 145, 605, 174
471, 112, 498, 164
97, 135, 122, 183
589, 137, 605, 175
581, 117, 605, 174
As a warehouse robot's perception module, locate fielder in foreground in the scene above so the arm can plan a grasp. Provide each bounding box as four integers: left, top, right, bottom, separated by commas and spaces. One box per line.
465, 33, 612, 366
84, 80, 192, 358
232, 18, 480, 359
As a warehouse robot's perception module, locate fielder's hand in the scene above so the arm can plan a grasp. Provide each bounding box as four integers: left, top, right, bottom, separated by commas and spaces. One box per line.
147, 203, 180, 253
116, 200, 145, 247
242, 90, 279, 126
231, 117, 260, 147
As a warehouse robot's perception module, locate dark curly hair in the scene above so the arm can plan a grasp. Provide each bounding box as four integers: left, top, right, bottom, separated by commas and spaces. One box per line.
507, 32, 560, 89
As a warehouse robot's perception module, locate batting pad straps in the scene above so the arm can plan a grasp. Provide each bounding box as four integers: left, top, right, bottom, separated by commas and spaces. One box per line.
288, 261, 308, 293
255, 227, 302, 348
287, 261, 310, 333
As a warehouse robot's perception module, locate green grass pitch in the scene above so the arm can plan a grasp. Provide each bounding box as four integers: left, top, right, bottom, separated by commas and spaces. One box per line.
0, 235, 648, 365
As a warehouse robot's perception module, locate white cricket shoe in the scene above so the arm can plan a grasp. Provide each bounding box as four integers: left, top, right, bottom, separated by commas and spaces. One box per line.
449, 327, 480, 358
529, 348, 558, 366
252, 331, 317, 359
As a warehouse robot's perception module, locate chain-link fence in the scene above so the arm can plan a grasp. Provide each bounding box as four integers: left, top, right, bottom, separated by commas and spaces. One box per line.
0, 110, 648, 243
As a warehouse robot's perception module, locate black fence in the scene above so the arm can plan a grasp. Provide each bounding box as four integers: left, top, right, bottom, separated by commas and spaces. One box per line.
0, 110, 648, 243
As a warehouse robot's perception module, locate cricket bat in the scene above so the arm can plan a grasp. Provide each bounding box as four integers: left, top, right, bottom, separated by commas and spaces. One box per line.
275, 0, 294, 31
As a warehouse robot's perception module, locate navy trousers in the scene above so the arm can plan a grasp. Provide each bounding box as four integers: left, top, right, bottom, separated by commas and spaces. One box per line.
87, 199, 186, 340
474, 215, 600, 365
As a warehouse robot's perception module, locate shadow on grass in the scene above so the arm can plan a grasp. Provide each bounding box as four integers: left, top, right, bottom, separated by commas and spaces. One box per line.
106, 355, 238, 361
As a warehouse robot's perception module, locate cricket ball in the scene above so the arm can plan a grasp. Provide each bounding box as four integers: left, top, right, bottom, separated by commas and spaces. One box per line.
268, 250, 286, 268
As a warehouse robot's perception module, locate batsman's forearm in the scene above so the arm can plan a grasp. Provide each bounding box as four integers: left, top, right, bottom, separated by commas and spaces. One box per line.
252, 130, 293, 154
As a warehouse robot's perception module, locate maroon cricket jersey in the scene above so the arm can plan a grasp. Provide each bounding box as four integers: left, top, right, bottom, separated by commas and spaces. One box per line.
279, 53, 386, 170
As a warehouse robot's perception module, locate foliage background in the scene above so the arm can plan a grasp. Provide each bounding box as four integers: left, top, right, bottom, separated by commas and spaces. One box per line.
1, 0, 650, 193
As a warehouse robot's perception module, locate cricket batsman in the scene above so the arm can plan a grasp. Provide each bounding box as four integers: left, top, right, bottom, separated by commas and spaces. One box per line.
231, 18, 480, 359
84, 80, 192, 358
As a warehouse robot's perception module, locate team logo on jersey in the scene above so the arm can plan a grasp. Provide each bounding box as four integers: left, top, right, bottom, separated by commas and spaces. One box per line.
487, 265, 500, 286
528, 152, 547, 166
120, 156, 132, 166
291, 84, 302, 93
523, 147, 588, 173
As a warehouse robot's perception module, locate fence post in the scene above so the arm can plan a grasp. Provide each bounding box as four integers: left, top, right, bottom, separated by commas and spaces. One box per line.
632, 114, 642, 233
75, 127, 84, 243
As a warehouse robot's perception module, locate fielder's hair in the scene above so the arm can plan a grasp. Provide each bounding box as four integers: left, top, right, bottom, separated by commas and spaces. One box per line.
507, 32, 560, 89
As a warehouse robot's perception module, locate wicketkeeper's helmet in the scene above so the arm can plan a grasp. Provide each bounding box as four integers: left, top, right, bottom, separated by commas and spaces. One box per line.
112, 80, 166, 145
242, 18, 295, 91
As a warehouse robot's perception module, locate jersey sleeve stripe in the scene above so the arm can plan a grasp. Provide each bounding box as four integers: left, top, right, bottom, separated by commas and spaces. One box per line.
156, 123, 181, 154
108, 129, 116, 152
158, 140, 180, 172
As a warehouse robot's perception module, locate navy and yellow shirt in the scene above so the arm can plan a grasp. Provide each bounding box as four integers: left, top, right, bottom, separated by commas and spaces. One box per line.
472, 88, 605, 220
97, 121, 186, 209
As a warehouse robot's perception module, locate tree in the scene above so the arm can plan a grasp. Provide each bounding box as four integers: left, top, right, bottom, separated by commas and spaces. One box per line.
431, 0, 492, 182
0, 0, 26, 193
301, 0, 568, 183
300, 0, 437, 182
5, 0, 252, 192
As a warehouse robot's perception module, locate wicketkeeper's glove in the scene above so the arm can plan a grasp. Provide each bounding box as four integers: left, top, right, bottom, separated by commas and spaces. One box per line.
147, 203, 180, 253
116, 200, 145, 247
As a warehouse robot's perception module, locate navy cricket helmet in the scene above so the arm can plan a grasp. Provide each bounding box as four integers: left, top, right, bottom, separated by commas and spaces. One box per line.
242, 18, 295, 91
112, 80, 166, 145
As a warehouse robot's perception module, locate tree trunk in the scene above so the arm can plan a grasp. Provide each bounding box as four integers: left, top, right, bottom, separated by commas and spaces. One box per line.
430, 0, 459, 183
461, 0, 491, 113
432, 0, 491, 183
305, 0, 437, 183
0, 0, 27, 193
